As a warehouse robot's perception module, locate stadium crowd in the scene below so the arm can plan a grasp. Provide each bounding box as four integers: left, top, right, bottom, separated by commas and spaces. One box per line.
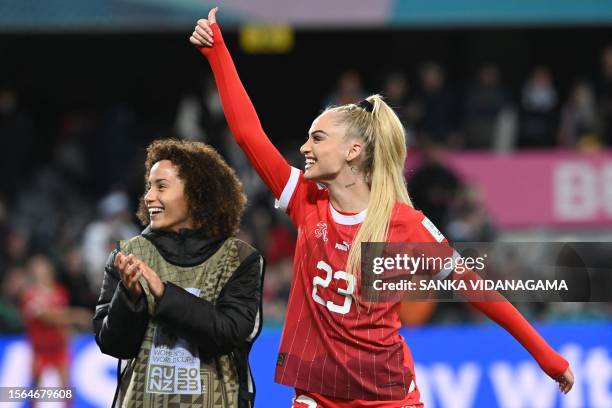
1, 42, 612, 335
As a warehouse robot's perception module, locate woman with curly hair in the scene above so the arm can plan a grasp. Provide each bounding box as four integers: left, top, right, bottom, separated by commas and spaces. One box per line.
94, 139, 264, 408
190, 8, 573, 407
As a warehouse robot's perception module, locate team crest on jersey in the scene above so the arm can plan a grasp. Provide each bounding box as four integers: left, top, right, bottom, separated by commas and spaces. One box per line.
314, 222, 328, 242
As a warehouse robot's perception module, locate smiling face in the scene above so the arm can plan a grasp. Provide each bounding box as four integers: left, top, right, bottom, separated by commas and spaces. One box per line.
299, 111, 363, 182
144, 160, 194, 232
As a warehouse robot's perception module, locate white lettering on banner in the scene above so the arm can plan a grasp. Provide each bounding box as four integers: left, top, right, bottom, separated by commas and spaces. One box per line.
2, 338, 612, 407
429, 363, 480, 408
560, 344, 583, 408
73, 341, 116, 408
414, 347, 612, 408
419, 345, 612, 408
603, 165, 612, 218
0, 341, 31, 388
490, 361, 557, 408
554, 162, 597, 221
584, 348, 612, 408
554, 162, 612, 221
412, 364, 434, 408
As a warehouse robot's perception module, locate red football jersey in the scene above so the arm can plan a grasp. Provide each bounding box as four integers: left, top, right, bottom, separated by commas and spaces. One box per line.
21, 284, 69, 353
273, 167, 450, 401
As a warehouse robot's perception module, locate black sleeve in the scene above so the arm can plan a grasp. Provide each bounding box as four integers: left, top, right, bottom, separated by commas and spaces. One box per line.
153, 252, 263, 357
93, 249, 150, 359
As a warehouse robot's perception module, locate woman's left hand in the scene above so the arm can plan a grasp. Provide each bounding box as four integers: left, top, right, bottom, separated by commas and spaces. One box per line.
556, 366, 574, 394
136, 259, 166, 299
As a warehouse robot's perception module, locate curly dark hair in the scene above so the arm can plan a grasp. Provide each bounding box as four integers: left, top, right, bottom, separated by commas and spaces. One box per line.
136, 139, 247, 238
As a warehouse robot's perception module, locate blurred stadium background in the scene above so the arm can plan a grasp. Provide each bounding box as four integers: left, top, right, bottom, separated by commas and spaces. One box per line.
1, 1, 612, 407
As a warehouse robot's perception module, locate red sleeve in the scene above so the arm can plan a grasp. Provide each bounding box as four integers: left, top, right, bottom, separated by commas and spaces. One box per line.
197, 23, 290, 199
467, 300, 568, 379
405, 210, 568, 379
279, 170, 322, 227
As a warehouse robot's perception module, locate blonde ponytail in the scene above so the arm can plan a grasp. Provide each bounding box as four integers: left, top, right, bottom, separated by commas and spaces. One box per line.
325, 95, 413, 283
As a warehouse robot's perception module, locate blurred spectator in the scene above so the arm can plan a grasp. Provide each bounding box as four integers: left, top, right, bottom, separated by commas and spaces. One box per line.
383, 71, 410, 109
175, 94, 206, 142
0, 299, 23, 333
382, 70, 420, 146
1, 228, 30, 332
408, 144, 461, 233
262, 257, 293, 326
596, 44, 612, 146
323, 70, 366, 107
446, 185, 496, 242
4, 228, 30, 270
0, 87, 34, 196
59, 246, 97, 309
465, 64, 514, 149
240, 204, 296, 326
223, 128, 270, 199
414, 62, 459, 147
518, 66, 559, 148
53, 112, 93, 188
88, 104, 137, 196
0, 266, 27, 333
11, 162, 93, 251
558, 81, 600, 149
244, 206, 274, 254
0, 197, 12, 265
242, 205, 297, 263
81, 190, 139, 292
175, 75, 227, 149
265, 222, 296, 265
20, 255, 91, 390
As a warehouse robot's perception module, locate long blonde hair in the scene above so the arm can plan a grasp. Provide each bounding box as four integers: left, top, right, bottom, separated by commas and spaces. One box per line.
325, 95, 413, 281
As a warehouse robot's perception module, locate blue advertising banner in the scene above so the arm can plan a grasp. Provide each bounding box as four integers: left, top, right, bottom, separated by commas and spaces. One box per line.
0, 322, 610, 407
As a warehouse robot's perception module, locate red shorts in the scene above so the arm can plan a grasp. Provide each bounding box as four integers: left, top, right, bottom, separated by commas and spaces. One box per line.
292, 386, 423, 408
292, 341, 423, 407
32, 349, 69, 377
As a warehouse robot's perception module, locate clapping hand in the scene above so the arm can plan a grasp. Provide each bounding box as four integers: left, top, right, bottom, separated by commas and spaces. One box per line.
114, 253, 143, 300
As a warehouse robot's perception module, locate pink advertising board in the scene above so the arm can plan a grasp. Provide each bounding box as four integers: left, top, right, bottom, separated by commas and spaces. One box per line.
410, 151, 612, 229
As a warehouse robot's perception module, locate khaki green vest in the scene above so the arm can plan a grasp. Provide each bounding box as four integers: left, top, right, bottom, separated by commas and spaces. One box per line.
115, 235, 255, 408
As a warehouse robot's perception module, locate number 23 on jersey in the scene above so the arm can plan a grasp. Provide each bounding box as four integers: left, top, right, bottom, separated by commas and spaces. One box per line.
311, 260, 355, 315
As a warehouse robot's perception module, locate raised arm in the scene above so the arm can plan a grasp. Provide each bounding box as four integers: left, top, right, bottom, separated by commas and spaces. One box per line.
449, 267, 573, 393
190, 8, 290, 198
407, 211, 574, 394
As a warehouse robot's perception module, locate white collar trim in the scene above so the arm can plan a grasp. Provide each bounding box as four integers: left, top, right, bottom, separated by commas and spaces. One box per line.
329, 203, 367, 225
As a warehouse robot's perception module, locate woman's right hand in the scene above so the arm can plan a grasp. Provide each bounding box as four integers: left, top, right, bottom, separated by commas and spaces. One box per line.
190, 7, 218, 48
114, 252, 143, 300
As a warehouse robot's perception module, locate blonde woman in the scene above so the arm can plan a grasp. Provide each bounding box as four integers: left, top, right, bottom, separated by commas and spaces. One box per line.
190, 8, 573, 407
